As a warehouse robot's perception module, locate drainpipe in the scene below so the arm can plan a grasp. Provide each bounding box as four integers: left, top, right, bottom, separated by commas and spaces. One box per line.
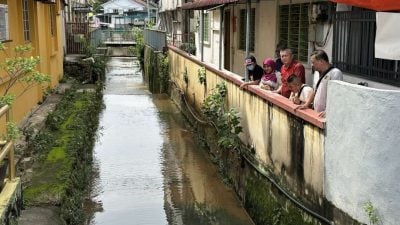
245, 0, 251, 82
219, 6, 224, 70
147, 0, 150, 25
200, 10, 204, 62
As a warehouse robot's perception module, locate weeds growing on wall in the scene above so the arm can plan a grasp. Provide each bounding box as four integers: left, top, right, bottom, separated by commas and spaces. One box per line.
129, 28, 144, 64
363, 201, 382, 225
202, 82, 242, 150
198, 67, 206, 86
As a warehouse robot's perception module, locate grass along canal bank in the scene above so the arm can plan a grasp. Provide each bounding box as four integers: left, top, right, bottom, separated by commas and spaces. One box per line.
18, 81, 103, 225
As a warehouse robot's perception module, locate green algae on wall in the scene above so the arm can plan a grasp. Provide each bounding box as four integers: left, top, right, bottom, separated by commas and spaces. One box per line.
143, 46, 170, 94
23, 84, 103, 224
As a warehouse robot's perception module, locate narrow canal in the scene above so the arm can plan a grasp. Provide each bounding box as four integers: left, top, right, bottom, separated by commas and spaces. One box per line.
89, 55, 254, 225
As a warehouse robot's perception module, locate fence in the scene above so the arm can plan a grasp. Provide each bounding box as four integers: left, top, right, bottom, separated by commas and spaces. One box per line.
66, 22, 89, 54
0, 105, 16, 188
333, 10, 400, 86
144, 29, 166, 51
167, 33, 196, 55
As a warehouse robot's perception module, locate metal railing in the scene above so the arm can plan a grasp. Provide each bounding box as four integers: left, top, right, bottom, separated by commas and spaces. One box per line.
168, 33, 196, 55
0, 105, 16, 189
333, 9, 400, 86
101, 29, 135, 43
66, 22, 89, 54
144, 29, 167, 51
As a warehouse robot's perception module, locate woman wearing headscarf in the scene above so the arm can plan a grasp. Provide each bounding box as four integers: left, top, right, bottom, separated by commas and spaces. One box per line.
259, 58, 278, 90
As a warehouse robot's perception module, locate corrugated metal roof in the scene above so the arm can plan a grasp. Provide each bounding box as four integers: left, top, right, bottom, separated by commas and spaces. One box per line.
182, 0, 238, 10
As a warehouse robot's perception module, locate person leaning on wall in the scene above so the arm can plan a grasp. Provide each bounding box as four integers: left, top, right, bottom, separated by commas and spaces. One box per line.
311, 50, 343, 118
240, 55, 264, 89
273, 47, 305, 98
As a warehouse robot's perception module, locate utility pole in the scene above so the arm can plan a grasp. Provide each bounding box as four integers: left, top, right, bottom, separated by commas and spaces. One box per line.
245, 0, 251, 82
147, 0, 150, 26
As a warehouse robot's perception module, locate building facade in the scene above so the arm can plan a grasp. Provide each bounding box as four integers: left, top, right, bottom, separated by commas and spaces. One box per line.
160, 0, 400, 224
0, 0, 64, 122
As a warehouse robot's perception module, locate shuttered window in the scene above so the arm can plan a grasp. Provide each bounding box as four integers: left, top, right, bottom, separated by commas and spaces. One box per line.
279, 4, 309, 62
239, 8, 255, 51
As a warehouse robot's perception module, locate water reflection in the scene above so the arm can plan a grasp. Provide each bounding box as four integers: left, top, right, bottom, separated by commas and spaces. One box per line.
90, 56, 253, 225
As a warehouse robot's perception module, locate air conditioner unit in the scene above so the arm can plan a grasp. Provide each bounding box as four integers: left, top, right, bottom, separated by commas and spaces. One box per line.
0, 4, 9, 41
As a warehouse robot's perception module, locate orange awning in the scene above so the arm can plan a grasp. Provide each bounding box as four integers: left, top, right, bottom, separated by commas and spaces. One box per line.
331, 0, 400, 11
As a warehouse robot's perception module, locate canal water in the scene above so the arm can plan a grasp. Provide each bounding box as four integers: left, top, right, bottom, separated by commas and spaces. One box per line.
89, 56, 254, 225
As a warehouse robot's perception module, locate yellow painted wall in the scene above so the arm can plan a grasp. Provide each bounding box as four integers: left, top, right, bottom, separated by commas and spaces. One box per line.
0, 0, 63, 123
169, 49, 325, 199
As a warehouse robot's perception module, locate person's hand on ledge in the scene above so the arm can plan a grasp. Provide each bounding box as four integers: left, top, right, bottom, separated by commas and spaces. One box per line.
240, 83, 248, 89
294, 104, 308, 112
318, 111, 326, 118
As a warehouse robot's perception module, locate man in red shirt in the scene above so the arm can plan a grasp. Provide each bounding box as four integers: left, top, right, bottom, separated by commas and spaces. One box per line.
274, 48, 305, 98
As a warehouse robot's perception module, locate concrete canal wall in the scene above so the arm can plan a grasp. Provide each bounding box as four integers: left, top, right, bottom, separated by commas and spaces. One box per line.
166, 46, 325, 205
144, 45, 394, 225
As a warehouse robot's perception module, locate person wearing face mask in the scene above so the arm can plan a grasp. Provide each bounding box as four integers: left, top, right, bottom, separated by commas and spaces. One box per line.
240, 55, 264, 89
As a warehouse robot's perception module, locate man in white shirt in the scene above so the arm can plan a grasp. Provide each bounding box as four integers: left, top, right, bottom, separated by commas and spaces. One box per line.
311, 50, 343, 118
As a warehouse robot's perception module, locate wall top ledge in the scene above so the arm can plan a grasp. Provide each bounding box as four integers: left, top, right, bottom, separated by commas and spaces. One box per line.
168, 45, 326, 129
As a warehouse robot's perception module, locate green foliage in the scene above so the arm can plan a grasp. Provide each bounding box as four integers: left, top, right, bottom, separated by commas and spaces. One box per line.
0, 42, 51, 107
6, 122, 19, 141
159, 54, 170, 93
183, 66, 189, 85
180, 43, 196, 55
129, 28, 145, 63
363, 201, 381, 225
198, 67, 206, 85
202, 82, 243, 150
24, 84, 103, 225
0, 94, 15, 106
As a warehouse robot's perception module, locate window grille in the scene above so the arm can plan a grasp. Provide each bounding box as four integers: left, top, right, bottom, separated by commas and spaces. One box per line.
239, 8, 255, 51
279, 4, 309, 62
0, 4, 8, 41
202, 12, 210, 43
23, 0, 30, 41
333, 9, 400, 86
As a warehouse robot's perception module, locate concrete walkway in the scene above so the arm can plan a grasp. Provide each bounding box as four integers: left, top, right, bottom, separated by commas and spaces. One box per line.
16, 82, 72, 225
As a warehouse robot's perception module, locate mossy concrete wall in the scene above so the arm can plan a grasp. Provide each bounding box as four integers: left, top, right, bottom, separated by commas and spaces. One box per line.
143, 46, 169, 94
168, 46, 325, 206
164, 46, 332, 224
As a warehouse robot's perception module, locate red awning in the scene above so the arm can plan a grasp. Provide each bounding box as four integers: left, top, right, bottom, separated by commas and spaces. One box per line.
182, 0, 239, 10
331, 0, 400, 11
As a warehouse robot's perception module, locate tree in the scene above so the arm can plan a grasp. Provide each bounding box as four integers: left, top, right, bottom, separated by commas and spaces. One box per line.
0, 42, 50, 107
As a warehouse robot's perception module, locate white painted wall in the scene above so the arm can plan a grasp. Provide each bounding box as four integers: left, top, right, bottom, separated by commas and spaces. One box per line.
159, 0, 181, 12
325, 81, 400, 225
194, 10, 221, 65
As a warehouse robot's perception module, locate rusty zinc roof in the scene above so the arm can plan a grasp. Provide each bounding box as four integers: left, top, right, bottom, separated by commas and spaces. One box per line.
182, 0, 239, 10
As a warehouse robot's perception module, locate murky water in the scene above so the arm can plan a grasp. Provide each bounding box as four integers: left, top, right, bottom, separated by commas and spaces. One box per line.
89, 56, 254, 225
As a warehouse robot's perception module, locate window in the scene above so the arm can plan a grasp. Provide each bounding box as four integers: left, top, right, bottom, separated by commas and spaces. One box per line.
202, 12, 210, 43
333, 9, 400, 86
279, 4, 309, 62
0, 3, 8, 41
22, 0, 30, 41
239, 8, 255, 51
50, 4, 56, 36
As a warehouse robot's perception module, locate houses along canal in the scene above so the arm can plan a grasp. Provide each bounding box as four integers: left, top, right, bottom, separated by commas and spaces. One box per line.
89, 56, 254, 225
